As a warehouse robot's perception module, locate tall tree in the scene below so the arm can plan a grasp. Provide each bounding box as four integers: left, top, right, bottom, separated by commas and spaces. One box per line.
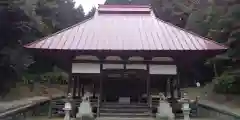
0, 0, 87, 97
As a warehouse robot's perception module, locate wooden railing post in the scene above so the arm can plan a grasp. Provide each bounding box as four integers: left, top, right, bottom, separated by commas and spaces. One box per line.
195, 96, 200, 117
97, 96, 101, 117
48, 96, 53, 118
22, 112, 26, 119
149, 95, 152, 109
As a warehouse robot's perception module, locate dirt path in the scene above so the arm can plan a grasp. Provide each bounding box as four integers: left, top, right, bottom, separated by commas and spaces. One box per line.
0, 83, 66, 113
0, 96, 48, 113
0, 83, 67, 101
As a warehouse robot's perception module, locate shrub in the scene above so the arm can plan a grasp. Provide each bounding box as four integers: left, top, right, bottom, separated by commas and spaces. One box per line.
22, 72, 68, 85
41, 72, 68, 84
213, 73, 240, 94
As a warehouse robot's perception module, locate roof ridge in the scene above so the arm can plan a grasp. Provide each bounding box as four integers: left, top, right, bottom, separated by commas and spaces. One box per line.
97, 4, 151, 14
24, 16, 95, 48
152, 13, 227, 49
98, 4, 150, 8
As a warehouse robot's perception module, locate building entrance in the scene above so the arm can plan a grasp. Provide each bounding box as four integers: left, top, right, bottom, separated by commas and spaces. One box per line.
102, 69, 147, 103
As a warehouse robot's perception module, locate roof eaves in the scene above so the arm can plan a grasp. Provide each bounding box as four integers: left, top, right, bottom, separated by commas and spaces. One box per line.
24, 15, 95, 48
152, 14, 227, 50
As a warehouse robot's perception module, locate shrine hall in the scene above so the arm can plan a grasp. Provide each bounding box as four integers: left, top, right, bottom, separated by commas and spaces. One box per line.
24, 5, 227, 106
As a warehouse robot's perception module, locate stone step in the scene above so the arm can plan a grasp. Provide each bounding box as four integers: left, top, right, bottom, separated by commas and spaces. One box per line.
100, 108, 149, 113
99, 103, 150, 117
101, 104, 149, 108
102, 102, 147, 106
100, 113, 150, 117
176, 118, 216, 120
96, 117, 155, 120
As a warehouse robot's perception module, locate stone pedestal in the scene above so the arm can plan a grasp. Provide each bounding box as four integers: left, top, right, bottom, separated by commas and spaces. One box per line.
64, 109, 71, 120
156, 93, 175, 120
63, 102, 72, 120
76, 95, 94, 120
181, 93, 191, 120
182, 108, 191, 120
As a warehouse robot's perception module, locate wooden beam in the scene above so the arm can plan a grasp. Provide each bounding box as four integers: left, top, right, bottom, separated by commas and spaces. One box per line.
72, 59, 176, 65
71, 49, 221, 58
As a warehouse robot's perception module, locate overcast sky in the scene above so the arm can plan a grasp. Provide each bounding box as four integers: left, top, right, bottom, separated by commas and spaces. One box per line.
74, 0, 106, 14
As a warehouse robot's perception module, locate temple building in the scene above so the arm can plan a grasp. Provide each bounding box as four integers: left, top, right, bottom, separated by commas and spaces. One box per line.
24, 5, 226, 107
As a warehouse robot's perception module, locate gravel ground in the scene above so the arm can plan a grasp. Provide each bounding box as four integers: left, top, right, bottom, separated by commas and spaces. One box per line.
25, 116, 216, 120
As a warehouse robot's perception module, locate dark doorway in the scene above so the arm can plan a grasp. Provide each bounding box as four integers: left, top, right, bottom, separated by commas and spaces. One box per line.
102, 69, 146, 103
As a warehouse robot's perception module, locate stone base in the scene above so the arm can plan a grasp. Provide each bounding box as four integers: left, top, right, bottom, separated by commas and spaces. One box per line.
156, 116, 169, 120
76, 115, 94, 120
156, 113, 174, 120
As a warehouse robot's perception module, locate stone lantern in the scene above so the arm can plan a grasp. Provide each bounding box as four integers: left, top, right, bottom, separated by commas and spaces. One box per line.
76, 93, 94, 120
63, 93, 72, 120
156, 93, 174, 120
181, 93, 191, 120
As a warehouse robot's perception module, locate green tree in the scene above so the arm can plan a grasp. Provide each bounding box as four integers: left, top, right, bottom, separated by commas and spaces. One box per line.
151, 0, 192, 27
0, 0, 87, 97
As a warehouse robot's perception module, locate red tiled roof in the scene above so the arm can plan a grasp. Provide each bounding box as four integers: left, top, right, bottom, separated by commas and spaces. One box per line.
24, 5, 227, 51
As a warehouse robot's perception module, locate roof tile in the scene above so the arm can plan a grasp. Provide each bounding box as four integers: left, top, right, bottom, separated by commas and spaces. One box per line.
24, 5, 227, 51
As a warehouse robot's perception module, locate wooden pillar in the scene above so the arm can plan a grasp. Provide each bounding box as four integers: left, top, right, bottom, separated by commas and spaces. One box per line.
72, 76, 77, 98
164, 79, 167, 97
122, 57, 127, 80
146, 64, 150, 105
100, 62, 103, 103
67, 64, 73, 94
166, 78, 170, 98
81, 84, 85, 96
67, 76, 72, 94
170, 77, 174, 99
93, 83, 96, 98
123, 56, 129, 78
177, 72, 181, 98
176, 59, 181, 99
78, 76, 81, 98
